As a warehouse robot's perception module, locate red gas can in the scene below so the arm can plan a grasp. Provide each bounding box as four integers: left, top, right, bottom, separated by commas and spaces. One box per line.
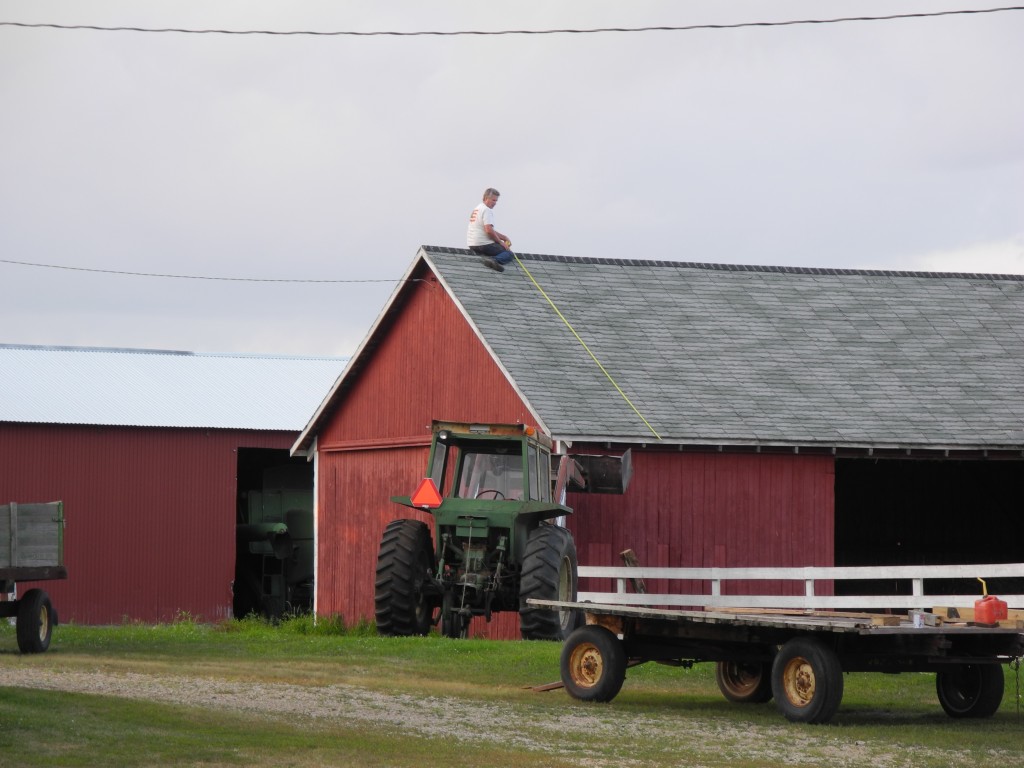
974, 595, 1008, 624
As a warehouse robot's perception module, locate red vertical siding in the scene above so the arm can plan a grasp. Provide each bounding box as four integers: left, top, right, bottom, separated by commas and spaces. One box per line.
566, 449, 835, 598
0, 422, 293, 624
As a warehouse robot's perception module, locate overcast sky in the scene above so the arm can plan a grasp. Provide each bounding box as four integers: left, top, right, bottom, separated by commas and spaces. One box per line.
2, 1, 1021, 357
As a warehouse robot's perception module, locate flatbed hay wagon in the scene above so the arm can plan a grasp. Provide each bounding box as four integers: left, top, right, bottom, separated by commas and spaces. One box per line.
532, 561, 1024, 724
0, 501, 66, 653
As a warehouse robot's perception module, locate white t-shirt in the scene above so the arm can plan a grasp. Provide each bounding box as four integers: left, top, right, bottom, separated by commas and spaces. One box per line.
467, 202, 495, 247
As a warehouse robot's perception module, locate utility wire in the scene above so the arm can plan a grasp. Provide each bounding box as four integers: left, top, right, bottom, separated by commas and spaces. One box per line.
0, 258, 404, 284
1, 7, 1022, 37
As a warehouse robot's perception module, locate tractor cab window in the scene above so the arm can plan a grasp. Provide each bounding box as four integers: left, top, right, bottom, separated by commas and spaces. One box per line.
429, 442, 456, 495
457, 447, 524, 501
527, 443, 553, 502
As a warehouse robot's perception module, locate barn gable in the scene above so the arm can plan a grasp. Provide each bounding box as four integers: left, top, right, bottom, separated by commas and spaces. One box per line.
304, 260, 543, 629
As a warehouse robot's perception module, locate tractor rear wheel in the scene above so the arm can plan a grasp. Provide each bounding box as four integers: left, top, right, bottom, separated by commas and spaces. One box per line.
519, 524, 578, 641
375, 519, 436, 636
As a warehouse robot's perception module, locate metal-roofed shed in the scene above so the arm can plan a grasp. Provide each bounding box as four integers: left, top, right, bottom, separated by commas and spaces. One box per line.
0, 344, 347, 624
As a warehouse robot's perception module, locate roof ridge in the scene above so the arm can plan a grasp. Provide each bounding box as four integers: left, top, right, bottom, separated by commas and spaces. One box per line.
420, 245, 1024, 282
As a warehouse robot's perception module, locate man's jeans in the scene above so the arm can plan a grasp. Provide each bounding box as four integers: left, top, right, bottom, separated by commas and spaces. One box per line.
471, 243, 514, 265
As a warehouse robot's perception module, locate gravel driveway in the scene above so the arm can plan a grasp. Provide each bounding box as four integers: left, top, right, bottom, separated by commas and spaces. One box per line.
0, 667, 1000, 767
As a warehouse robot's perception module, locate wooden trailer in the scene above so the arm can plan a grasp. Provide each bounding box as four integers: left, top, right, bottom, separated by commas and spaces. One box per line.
533, 562, 1024, 724
0, 502, 66, 653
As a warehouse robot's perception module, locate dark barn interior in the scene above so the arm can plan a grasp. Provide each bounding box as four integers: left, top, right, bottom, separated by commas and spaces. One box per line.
834, 457, 1024, 598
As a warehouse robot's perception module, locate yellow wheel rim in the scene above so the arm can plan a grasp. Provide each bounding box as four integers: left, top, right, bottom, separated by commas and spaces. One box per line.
569, 642, 604, 688
782, 656, 815, 707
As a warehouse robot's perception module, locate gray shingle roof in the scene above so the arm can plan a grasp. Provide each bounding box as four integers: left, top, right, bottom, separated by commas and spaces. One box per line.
424, 247, 1024, 450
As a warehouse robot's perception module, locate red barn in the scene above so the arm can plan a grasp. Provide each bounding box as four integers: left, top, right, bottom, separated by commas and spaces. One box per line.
0, 345, 345, 624
295, 247, 1024, 638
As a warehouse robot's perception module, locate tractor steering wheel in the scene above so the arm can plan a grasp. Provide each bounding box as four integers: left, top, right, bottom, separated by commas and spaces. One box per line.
476, 489, 505, 500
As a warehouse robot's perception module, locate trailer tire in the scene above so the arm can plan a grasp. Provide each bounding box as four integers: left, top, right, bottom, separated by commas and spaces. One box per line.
560, 625, 626, 702
16, 589, 54, 654
771, 637, 844, 724
374, 519, 437, 637
716, 660, 774, 704
519, 525, 578, 641
936, 664, 1004, 719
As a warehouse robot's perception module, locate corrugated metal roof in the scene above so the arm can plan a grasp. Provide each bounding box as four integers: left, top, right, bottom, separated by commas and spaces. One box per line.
0, 344, 347, 431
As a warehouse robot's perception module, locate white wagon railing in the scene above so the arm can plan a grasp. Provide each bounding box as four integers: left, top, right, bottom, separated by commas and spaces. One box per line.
577, 563, 1024, 611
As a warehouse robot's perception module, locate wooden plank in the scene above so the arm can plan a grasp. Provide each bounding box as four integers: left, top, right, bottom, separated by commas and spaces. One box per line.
620, 548, 647, 594
713, 606, 898, 620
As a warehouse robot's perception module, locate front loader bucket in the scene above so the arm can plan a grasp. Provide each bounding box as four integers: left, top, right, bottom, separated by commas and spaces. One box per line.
567, 450, 632, 494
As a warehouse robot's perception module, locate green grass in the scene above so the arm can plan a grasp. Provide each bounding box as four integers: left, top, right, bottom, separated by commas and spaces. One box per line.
1, 617, 1023, 767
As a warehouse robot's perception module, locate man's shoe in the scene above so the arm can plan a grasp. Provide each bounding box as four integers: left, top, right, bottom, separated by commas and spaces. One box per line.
480, 256, 505, 273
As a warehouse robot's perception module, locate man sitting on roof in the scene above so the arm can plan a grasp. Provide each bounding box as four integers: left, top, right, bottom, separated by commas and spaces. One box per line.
467, 187, 513, 273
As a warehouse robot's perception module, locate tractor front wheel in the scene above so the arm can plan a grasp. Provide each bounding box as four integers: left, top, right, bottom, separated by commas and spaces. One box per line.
374, 519, 437, 636
519, 524, 578, 641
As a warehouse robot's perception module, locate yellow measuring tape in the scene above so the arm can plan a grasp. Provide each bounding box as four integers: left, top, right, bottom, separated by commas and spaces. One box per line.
513, 254, 662, 440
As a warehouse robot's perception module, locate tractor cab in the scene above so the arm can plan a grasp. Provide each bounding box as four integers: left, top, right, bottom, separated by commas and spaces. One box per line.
427, 422, 552, 504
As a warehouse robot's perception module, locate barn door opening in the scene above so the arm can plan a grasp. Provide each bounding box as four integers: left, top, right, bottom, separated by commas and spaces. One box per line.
234, 448, 314, 620
834, 458, 1024, 598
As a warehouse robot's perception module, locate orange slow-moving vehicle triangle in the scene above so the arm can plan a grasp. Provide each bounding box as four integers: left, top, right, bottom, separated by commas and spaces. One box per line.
410, 477, 443, 509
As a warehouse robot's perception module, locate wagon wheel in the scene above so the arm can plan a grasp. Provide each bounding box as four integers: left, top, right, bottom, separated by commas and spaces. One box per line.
936, 664, 1004, 718
771, 637, 844, 724
716, 660, 774, 704
560, 625, 626, 703
16, 589, 54, 654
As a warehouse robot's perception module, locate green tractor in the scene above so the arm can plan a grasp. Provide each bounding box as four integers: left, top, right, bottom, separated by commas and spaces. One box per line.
375, 421, 631, 640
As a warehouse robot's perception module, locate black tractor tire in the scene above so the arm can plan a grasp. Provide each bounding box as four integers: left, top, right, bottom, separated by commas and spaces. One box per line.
771, 637, 844, 724
716, 660, 774, 704
560, 624, 627, 702
374, 519, 436, 637
936, 664, 1004, 719
16, 589, 54, 654
519, 524, 579, 641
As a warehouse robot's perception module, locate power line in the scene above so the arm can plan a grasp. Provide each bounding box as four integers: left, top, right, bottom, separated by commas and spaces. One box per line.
2, 7, 1022, 38
0, 258, 405, 284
